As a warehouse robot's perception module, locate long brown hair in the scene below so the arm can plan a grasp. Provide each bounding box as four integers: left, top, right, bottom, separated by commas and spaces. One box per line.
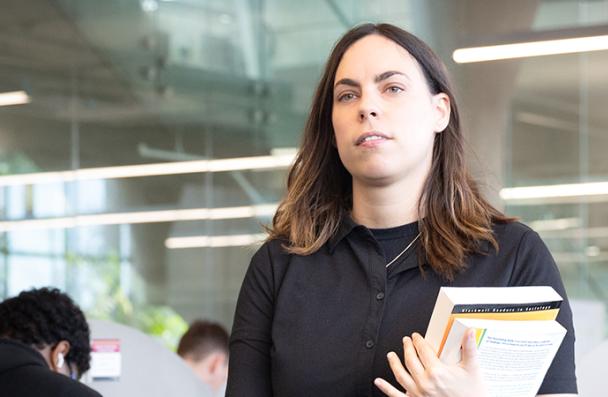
268, 23, 514, 281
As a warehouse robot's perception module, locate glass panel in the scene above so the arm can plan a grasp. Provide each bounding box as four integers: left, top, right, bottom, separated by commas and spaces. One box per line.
2, 0, 607, 358
504, 0, 608, 358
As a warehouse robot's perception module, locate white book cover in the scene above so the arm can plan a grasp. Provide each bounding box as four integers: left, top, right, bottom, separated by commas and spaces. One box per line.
445, 318, 566, 397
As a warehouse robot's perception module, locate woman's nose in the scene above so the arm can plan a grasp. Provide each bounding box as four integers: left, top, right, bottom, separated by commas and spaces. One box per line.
358, 94, 380, 121
359, 108, 378, 121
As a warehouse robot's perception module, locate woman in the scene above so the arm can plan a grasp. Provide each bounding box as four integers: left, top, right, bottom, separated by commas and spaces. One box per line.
226, 23, 577, 397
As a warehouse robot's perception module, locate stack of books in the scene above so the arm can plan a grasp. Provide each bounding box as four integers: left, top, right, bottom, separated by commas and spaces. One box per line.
425, 286, 566, 397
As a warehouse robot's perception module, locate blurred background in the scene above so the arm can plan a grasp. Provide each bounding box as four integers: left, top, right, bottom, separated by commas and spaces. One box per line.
0, 0, 606, 359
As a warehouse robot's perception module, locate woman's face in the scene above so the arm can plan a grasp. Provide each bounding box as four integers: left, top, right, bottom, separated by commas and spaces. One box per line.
331, 34, 450, 187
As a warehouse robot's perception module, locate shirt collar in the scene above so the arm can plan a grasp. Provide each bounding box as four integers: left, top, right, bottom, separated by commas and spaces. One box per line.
388, 247, 424, 276
328, 214, 427, 274
328, 215, 360, 254
329, 215, 425, 252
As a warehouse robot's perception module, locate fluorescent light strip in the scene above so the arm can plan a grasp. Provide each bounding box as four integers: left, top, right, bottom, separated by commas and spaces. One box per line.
0, 153, 296, 187
0, 204, 277, 232
165, 233, 267, 249
551, 252, 608, 263
500, 181, 608, 202
453, 34, 608, 63
0, 90, 30, 107
540, 227, 608, 239
529, 217, 581, 232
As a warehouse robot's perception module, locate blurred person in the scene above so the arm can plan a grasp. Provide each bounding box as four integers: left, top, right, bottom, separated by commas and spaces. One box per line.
0, 287, 101, 397
177, 319, 229, 394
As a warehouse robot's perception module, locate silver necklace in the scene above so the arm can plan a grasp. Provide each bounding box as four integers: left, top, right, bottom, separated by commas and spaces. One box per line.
385, 232, 421, 268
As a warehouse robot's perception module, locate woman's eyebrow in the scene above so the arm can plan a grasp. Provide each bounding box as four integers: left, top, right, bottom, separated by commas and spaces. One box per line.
334, 78, 359, 89
334, 71, 409, 90
375, 70, 409, 83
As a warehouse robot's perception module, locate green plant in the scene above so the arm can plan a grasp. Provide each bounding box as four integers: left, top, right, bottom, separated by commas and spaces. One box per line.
66, 251, 187, 350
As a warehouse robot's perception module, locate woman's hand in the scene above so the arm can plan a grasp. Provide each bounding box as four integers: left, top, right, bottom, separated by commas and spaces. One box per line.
374, 329, 488, 397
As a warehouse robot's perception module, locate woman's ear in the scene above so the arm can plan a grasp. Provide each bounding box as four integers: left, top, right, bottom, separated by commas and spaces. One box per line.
432, 93, 451, 133
50, 340, 71, 374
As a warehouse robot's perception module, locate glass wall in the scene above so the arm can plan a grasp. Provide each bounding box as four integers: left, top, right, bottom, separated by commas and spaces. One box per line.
0, 0, 414, 347
504, 0, 608, 360
1, 0, 607, 357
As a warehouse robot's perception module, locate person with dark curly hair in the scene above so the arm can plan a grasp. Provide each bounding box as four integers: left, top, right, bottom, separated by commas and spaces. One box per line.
0, 287, 102, 397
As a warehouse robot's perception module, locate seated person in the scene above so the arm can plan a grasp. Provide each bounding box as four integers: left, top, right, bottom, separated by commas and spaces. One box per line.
177, 320, 229, 393
0, 287, 101, 397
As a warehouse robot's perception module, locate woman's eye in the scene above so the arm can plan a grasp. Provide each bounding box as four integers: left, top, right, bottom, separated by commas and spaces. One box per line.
386, 86, 404, 94
338, 92, 356, 102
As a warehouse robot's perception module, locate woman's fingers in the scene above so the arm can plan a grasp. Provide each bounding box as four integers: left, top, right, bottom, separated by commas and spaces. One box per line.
411, 332, 441, 369
460, 328, 480, 372
374, 377, 407, 397
402, 336, 425, 381
387, 352, 418, 394
378, 331, 488, 397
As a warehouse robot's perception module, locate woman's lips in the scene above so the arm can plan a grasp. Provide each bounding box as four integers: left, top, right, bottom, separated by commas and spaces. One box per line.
355, 132, 391, 146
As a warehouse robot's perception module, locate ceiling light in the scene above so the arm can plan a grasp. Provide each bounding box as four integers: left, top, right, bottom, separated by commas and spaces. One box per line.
165, 233, 267, 249
0, 153, 295, 187
500, 181, 608, 204
0, 204, 277, 232
551, 251, 608, 263
515, 112, 578, 132
539, 227, 608, 239
141, 0, 159, 13
585, 246, 601, 257
528, 217, 580, 232
453, 34, 608, 63
0, 90, 30, 107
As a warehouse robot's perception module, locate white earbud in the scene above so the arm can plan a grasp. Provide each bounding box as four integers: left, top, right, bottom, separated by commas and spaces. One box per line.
56, 353, 65, 369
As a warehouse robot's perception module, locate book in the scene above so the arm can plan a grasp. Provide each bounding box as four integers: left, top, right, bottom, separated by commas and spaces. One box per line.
424, 286, 566, 397
444, 318, 566, 397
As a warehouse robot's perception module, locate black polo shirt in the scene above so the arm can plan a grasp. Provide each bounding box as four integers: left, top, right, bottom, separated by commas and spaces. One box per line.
226, 218, 577, 397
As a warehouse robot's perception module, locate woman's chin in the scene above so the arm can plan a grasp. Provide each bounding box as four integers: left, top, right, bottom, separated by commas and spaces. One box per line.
353, 171, 402, 187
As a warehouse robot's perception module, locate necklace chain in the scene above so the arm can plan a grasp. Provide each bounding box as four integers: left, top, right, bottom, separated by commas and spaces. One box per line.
385, 232, 421, 268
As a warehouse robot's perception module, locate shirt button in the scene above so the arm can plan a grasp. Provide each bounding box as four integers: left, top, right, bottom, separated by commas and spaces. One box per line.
376, 292, 385, 300
365, 339, 375, 349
